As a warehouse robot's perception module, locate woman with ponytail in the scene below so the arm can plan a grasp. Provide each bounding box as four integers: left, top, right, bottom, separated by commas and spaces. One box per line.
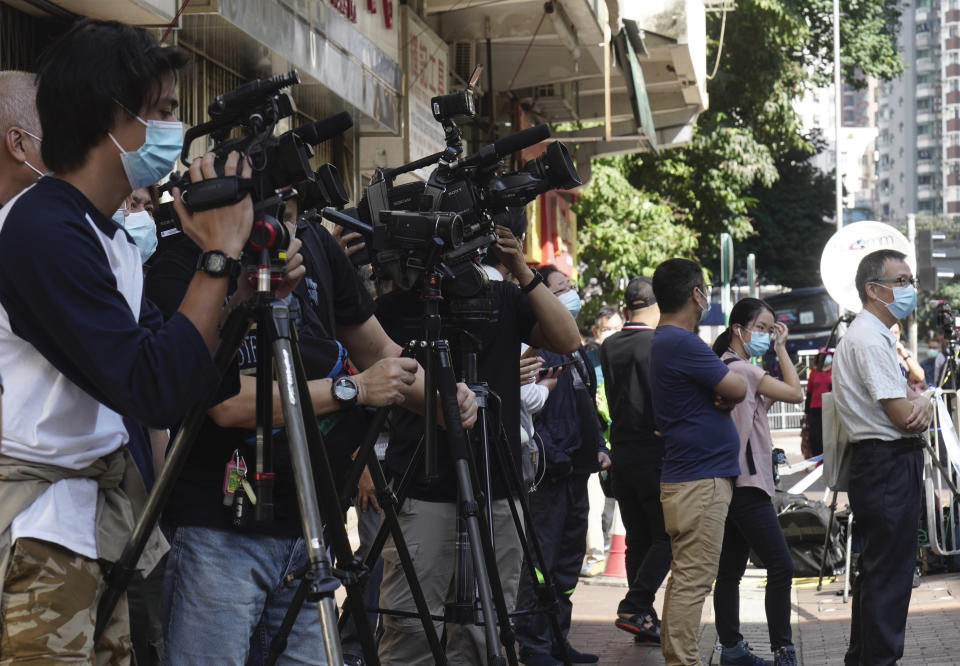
710, 298, 804, 666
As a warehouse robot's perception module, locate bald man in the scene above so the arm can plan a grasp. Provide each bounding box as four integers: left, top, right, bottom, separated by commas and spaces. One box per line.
0, 71, 46, 206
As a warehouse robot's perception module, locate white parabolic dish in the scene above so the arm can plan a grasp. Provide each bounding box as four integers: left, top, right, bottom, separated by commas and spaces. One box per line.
819, 221, 917, 314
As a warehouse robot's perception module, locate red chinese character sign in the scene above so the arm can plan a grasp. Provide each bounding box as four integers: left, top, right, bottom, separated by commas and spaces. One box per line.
331, 0, 357, 22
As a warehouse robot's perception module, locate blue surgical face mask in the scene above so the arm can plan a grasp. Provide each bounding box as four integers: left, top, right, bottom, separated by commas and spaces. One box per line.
122, 210, 158, 263
108, 112, 183, 190
928, 348, 940, 359
875, 283, 917, 319
738, 328, 771, 358
695, 287, 711, 323
558, 289, 581, 318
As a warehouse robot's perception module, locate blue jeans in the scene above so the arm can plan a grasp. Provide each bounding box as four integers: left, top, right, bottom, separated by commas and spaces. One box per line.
161, 526, 331, 665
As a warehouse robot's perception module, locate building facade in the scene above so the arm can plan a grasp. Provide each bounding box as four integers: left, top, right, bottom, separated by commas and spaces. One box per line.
875, 0, 960, 222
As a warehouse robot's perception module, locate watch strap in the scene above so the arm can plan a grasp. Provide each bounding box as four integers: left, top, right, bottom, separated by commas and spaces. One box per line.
520, 269, 543, 294
196, 250, 241, 279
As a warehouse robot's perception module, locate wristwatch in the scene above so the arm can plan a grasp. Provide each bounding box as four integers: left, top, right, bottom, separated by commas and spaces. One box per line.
196, 250, 241, 279
331, 375, 359, 409
520, 269, 543, 294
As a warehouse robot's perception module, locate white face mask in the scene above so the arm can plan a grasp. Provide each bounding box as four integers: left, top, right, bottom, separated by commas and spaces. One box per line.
19, 129, 46, 179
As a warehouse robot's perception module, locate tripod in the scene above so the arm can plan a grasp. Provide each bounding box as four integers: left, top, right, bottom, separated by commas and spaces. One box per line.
95, 258, 426, 665
337, 277, 572, 666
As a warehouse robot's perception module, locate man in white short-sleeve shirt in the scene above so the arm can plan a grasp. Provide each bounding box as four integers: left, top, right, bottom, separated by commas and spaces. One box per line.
833, 249, 933, 666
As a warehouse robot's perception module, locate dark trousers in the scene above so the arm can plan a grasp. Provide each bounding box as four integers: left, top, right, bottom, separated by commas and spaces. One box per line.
713, 486, 794, 651
610, 456, 671, 616
515, 474, 590, 655
845, 443, 922, 666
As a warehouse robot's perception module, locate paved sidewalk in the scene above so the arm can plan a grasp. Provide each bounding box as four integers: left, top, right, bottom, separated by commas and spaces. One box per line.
568, 569, 960, 665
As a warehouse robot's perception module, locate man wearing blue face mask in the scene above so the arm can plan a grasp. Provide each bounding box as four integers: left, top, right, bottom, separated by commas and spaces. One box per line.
833, 249, 933, 666
0, 19, 307, 663
648, 258, 747, 666
513, 264, 610, 666
113, 187, 160, 266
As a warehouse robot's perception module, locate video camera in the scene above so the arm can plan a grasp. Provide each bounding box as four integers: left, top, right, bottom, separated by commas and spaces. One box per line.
324, 66, 581, 298
154, 70, 353, 286
936, 301, 960, 341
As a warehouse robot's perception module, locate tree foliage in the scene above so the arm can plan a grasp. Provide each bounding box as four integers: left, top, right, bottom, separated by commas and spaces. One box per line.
627, 118, 778, 245
572, 157, 697, 321
738, 144, 836, 288
571, 0, 903, 296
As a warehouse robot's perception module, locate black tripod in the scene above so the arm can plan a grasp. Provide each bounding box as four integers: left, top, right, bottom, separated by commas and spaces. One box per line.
337, 277, 572, 666
94, 258, 419, 665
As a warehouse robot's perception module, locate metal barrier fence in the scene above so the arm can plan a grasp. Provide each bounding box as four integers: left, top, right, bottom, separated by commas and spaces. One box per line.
925, 390, 960, 557
767, 380, 807, 431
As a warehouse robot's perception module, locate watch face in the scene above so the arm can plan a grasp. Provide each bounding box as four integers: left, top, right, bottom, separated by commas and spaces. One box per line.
334, 378, 357, 400
208, 253, 226, 272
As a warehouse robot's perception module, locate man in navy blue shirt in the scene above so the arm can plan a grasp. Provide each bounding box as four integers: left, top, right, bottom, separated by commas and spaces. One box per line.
649, 258, 746, 666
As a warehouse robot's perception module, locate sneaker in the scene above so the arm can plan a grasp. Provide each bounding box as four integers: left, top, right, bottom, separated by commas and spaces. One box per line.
551, 643, 599, 663
615, 611, 660, 644
773, 645, 797, 666
579, 559, 605, 577
720, 640, 772, 666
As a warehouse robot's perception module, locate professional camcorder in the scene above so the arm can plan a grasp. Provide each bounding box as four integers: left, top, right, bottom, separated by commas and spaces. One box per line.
935, 300, 960, 341
325, 67, 581, 298
154, 70, 353, 284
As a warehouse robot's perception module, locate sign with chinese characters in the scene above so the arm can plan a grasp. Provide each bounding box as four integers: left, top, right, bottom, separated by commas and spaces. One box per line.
331, 0, 357, 22
403, 7, 448, 180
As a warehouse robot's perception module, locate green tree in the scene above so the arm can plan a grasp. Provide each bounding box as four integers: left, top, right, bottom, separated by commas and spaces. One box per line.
739, 144, 836, 287
625, 118, 778, 268
573, 157, 698, 321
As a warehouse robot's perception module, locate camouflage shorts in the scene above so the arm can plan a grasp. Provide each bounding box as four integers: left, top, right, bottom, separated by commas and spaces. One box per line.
0, 537, 132, 665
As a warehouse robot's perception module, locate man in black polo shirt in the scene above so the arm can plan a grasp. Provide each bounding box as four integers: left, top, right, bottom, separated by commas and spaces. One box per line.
376, 228, 580, 665
147, 205, 477, 663
600, 276, 671, 644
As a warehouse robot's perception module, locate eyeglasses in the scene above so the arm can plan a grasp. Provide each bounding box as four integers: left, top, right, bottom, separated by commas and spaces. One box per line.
872, 276, 917, 289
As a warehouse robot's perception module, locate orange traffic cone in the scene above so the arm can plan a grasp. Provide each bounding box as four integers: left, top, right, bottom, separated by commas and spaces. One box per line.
603, 502, 627, 578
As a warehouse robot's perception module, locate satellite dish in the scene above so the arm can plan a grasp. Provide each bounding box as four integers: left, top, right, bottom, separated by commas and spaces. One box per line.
820, 221, 916, 314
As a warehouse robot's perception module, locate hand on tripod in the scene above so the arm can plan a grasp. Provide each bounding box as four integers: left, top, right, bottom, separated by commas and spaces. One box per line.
353, 357, 419, 406
440, 382, 478, 429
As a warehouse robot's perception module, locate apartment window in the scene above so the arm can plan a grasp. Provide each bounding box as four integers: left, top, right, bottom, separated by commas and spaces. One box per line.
920, 174, 933, 185
917, 49, 933, 60
917, 22, 931, 32
919, 149, 933, 160
918, 123, 934, 134
918, 74, 933, 84
918, 97, 934, 109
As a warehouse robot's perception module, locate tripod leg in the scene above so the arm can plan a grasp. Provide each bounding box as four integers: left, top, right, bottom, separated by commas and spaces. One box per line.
433, 341, 513, 666
272, 336, 343, 666
488, 415, 572, 666
95, 304, 253, 641
817, 489, 838, 591
285, 326, 380, 666
367, 458, 448, 664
